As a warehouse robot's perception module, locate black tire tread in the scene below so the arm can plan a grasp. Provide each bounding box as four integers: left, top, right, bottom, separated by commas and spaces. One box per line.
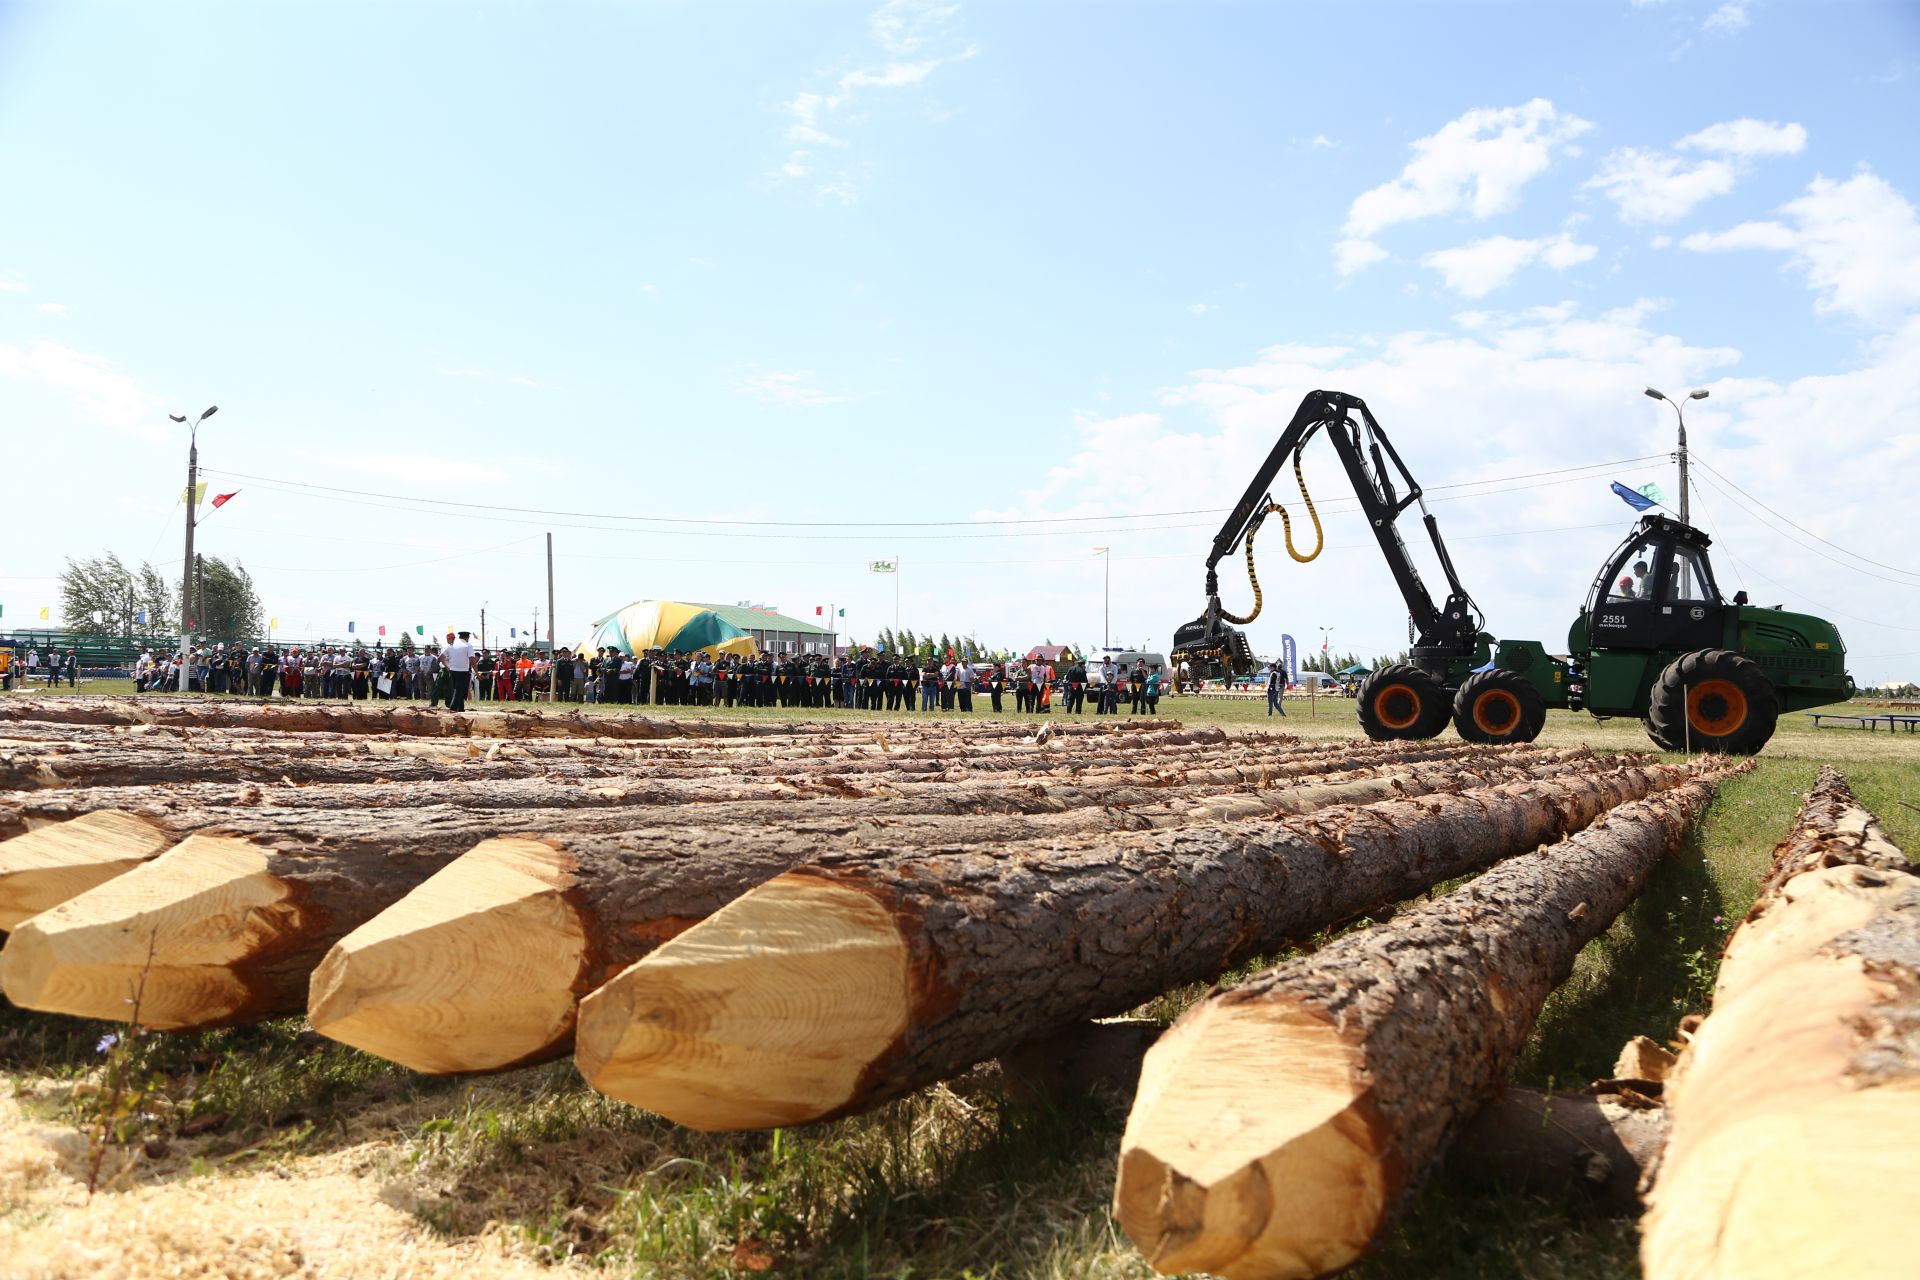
1645, 648, 1779, 755
1452, 668, 1547, 745
1356, 664, 1451, 742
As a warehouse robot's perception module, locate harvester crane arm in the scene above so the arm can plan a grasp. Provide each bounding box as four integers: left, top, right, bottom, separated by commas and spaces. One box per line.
1172, 389, 1483, 679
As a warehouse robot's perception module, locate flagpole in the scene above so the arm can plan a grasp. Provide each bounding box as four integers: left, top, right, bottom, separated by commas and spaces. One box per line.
894, 555, 901, 634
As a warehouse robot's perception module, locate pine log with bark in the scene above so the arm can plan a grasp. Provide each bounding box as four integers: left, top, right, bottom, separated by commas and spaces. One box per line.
311, 749, 1593, 1073
1, 746, 1558, 1030
1641, 767, 1920, 1280
1111, 775, 1733, 1279
572, 760, 1699, 1131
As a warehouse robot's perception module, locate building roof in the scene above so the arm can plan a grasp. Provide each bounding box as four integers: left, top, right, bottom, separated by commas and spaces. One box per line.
1026, 645, 1071, 661
694, 603, 834, 636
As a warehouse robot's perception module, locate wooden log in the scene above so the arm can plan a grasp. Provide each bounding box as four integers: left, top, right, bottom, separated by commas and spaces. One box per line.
0, 812, 180, 929
1447, 1086, 1665, 1215
309, 750, 1592, 1073
0, 747, 1419, 1030
1110, 776, 1729, 1279
0, 723, 1251, 792
0, 696, 1194, 741
571, 760, 1697, 1131
1641, 767, 1920, 1280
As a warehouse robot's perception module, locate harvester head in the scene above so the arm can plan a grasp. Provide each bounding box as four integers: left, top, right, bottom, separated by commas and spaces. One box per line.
1171, 601, 1255, 682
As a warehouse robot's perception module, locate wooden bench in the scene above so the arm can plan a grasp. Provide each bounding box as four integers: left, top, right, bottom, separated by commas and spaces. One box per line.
1881, 714, 1920, 734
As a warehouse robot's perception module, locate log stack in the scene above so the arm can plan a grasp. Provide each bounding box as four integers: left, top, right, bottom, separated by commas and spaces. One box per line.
570, 758, 1703, 1129
1641, 766, 1920, 1280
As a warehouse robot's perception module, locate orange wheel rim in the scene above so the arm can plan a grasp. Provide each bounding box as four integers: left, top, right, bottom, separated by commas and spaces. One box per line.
1473, 689, 1523, 735
1374, 683, 1423, 730
1687, 679, 1748, 736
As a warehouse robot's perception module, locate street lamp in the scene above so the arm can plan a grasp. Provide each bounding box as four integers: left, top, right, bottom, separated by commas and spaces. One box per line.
1643, 387, 1707, 527
1318, 626, 1334, 677
171, 405, 217, 691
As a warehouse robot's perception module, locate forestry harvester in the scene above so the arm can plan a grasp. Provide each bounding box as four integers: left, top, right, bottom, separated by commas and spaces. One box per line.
1170, 389, 1853, 753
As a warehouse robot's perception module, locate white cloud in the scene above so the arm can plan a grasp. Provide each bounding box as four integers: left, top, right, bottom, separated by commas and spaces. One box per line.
0, 340, 167, 441
1334, 238, 1388, 276
871, 0, 958, 54
773, 7, 975, 201
35, 302, 68, 319
1703, 1, 1749, 34
1586, 149, 1737, 223
1680, 170, 1920, 325
1340, 99, 1593, 248
1588, 118, 1806, 224
1187, 303, 1217, 315
1678, 118, 1806, 157
735, 367, 855, 408
0, 275, 26, 293
1422, 233, 1597, 297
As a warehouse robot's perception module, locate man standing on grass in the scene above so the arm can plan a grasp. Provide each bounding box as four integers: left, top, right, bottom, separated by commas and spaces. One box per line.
1266, 659, 1286, 717
444, 631, 473, 711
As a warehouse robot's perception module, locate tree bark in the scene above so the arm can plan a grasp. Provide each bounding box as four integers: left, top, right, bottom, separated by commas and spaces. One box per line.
572, 760, 1700, 1131
311, 749, 1595, 1073
1641, 767, 1920, 1280
1111, 775, 1731, 1279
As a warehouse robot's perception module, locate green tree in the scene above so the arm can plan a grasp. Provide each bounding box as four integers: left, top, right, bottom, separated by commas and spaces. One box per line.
183, 555, 265, 642
398, 630, 416, 652
59, 554, 175, 639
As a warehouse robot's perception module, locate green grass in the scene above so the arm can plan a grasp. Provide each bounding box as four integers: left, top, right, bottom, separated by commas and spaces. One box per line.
2, 694, 1915, 1277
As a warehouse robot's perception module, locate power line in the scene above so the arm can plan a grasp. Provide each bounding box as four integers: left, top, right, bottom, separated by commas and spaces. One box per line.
1691, 468, 1920, 590
1693, 455, 1920, 582
196, 454, 1666, 532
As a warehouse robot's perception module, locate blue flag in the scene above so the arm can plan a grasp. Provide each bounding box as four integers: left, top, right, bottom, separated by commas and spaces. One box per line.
1611, 481, 1657, 512
135, 610, 148, 625
1280, 633, 1298, 684
347, 621, 356, 633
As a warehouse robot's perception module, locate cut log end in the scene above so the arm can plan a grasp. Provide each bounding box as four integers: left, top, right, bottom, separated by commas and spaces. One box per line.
1115, 997, 1389, 1280
574, 874, 908, 1131
0, 833, 292, 1028
308, 836, 587, 1073
0, 811, 179, 929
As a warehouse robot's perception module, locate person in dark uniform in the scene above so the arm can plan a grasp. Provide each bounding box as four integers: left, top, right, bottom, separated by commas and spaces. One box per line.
1065, 658, 1087, 713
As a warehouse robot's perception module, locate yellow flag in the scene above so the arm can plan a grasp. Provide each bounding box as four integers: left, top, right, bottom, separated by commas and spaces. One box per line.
180, 482, 208, 505
38, 607, 49, 620
270, 617, 279, 630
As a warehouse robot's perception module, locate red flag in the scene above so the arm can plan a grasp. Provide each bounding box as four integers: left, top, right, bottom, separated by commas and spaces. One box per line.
815, 606, 823, 615
211, 491, 239, 508
378, 625, 387, 637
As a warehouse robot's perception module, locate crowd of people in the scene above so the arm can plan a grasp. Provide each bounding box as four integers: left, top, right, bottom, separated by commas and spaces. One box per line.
5, 647, 79, 690
119, 638, 1177, 716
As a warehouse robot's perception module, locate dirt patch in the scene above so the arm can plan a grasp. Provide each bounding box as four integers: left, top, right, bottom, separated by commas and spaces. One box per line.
0, 1081, 577, 1280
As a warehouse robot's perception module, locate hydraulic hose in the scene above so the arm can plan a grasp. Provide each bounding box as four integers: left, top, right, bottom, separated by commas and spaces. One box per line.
1220, 449, 1323, 625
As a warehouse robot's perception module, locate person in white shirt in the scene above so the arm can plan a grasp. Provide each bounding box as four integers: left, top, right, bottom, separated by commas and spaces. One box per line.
442, 631, 475, 711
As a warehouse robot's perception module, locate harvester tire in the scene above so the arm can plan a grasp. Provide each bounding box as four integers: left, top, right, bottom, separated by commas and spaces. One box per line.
1356, 664, 1451, 741
1451, 668, 1546, 745
1645, 648, 1778, 755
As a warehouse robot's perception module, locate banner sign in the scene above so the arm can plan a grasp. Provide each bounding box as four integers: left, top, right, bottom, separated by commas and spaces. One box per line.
1280, 633, 1298, 684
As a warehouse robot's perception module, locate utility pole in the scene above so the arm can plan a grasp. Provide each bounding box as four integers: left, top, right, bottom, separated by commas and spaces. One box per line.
894, 553, 901, 635
1645, 386, 1708, 595
169, 405, 217, 691
546, 532, 557, 698
480, 604, 487, 653
1644, 387, 1707, 527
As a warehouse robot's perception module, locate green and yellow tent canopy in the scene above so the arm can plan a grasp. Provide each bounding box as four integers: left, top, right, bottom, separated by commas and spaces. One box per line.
577, 601, 759, 659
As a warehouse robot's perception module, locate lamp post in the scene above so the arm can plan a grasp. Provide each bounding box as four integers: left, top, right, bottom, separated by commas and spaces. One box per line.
170, 405, 218, 692
1643, 387, 1708, 527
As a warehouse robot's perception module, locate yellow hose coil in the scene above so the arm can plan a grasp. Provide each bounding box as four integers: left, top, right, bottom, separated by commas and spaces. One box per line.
1219, 449, 1323, 625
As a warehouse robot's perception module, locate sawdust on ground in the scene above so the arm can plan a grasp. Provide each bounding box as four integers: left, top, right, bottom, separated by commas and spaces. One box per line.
0, 1081, 581, 1280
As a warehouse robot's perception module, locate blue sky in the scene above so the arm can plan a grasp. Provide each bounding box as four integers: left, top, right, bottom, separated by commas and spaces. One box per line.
4, 0, 1919, 678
